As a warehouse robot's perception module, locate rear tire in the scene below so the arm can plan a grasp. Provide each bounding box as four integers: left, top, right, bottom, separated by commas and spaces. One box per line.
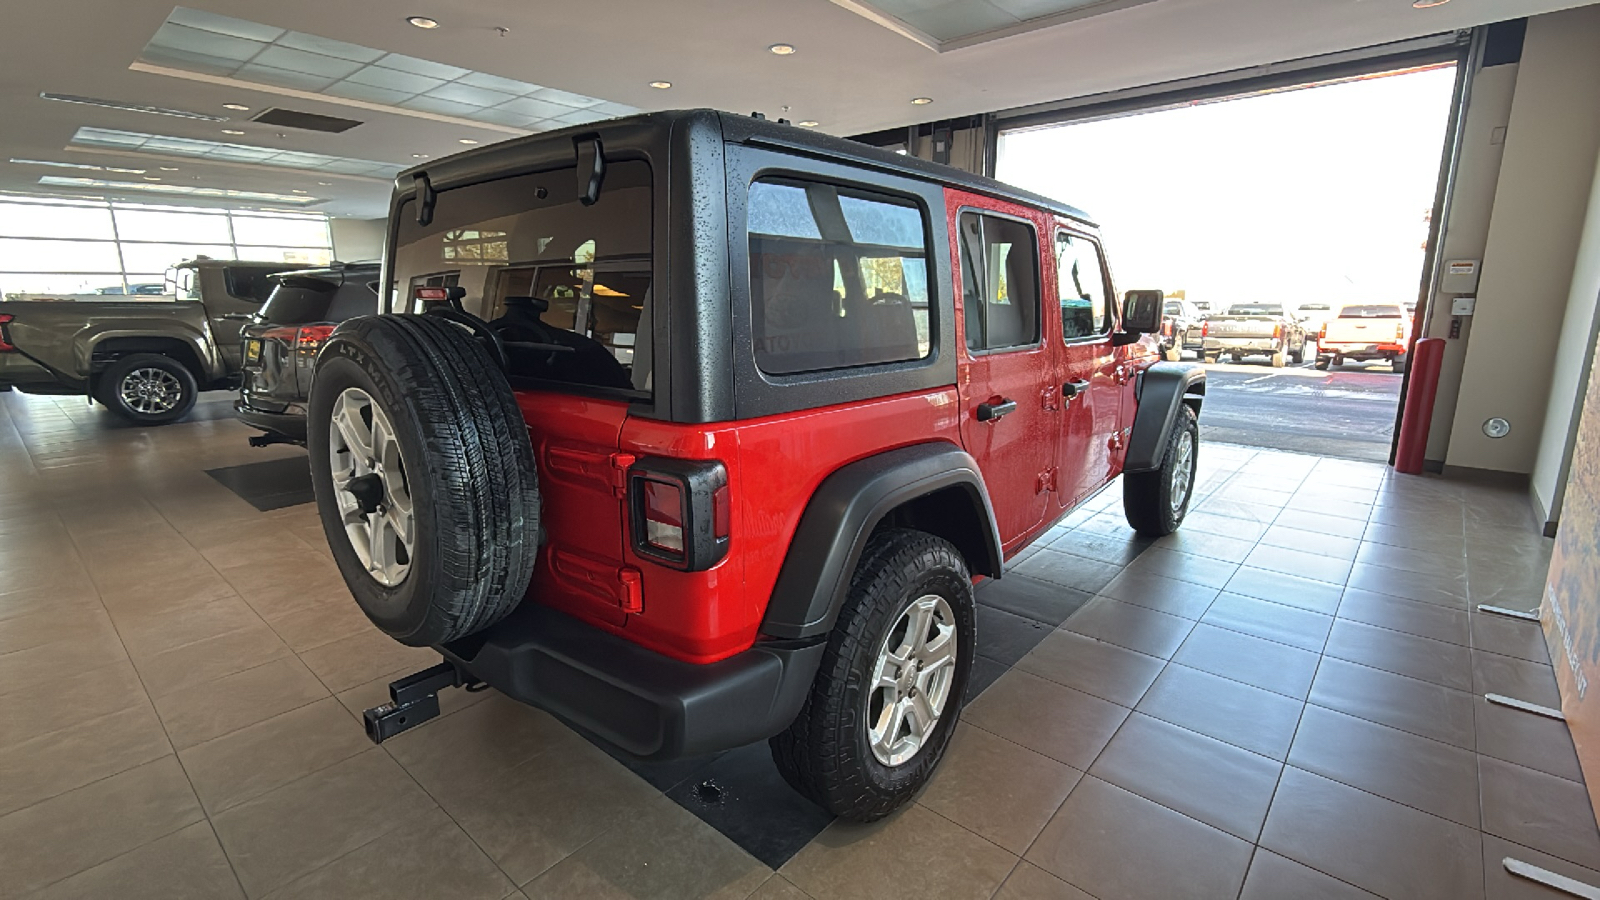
1314, 357, 1331, 371
1124, 405, 1199, 537
97, 353, 197, 426
308, 314, 539, 646
770, 528, 974, 823
1290, 343, 1304, 365
1392, 356, 1408, 374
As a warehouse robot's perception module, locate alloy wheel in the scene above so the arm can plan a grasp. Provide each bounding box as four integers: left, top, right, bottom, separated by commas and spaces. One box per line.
119, 367, 182, 414
866, 593, 958, 766
328, 387, 414, 586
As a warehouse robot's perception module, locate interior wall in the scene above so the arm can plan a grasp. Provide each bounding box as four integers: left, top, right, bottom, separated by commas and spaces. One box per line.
1423, 61, 1517, 463
329, 218, 386, 264
1531, 145, 1600, 527
1445, 4, 1600, 474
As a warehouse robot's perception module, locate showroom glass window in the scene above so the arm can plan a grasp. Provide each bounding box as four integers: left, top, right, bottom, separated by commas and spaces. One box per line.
392, 161, 653, 395
0, 198, 331, 297
959, 212, 1040, 352
1056, 230, 1110, 340
747, 178, 931, 375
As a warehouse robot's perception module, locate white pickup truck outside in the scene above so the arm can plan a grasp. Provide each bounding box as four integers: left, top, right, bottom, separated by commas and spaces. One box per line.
1316, 304, 1410, 372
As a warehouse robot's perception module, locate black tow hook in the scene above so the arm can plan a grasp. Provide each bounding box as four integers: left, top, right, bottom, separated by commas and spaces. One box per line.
363, 660, 475, 743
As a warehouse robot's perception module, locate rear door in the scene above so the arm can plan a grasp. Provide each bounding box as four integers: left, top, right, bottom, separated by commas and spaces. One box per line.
1052, 227, 1123, 507
952, 195, 1057, 551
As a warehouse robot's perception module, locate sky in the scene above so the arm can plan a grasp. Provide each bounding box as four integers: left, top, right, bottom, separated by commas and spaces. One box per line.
996, 66, 1459, 312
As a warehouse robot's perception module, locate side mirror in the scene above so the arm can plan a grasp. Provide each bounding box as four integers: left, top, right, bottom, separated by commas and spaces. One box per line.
1121, 290, 1164, 334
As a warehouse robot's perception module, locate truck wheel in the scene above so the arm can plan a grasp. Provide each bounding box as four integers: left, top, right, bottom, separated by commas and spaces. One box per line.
1314, 357, 1331, 371
308, 314, 539, 647
1392, 356, 1408, 374
1290, 344, 1304, 365
97, 353, 197, 425
1124, 405, 1199, 537
770, 528, 974, 822
1203, 354, 1219, 365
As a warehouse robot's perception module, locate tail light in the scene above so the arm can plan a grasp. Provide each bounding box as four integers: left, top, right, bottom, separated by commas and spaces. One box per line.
1201, 321, 1209, 338
1319, 325, 1327, 341
297, 324, 337, 352
1273, 323, 1283, 340
0, 314, 14, 352
1395, 322, 1406, 341
628, 458, 730, 571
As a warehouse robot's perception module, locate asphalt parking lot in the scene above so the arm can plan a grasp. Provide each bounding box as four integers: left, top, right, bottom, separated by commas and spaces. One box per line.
1188, 351, 1403, 462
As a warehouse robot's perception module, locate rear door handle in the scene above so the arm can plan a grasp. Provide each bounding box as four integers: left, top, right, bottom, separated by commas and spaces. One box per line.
1063, 379, 1091, 399
976, 399, 1017, 422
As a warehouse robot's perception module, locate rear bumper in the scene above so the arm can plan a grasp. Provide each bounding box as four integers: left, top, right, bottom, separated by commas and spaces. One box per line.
439, 603, 825, 760
234, 399, 307, 442
1204, 337, 1279, 354
1320, 343, 1405, 361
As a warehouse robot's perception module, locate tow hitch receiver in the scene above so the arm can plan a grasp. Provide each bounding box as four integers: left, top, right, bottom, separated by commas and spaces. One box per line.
362, 660, 467, 743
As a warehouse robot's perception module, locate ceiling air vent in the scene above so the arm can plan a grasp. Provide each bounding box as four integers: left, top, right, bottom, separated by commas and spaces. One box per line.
250, 108, 363, 134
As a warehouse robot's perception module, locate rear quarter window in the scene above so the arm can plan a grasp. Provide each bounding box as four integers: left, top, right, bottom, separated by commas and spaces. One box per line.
748, 178, 931, 375
259, 282, 334, 324
1339, 305, 1403, 318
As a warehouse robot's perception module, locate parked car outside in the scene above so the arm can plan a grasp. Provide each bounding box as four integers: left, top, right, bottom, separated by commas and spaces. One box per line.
0, 259, 301, 424
236, 262, 380, 445
1317, 303, 1410, 372
1161, 298, 1205, 360
1201, 301, 1307, 367
305, 110, 1206, 823
1295, 302, 1333, 338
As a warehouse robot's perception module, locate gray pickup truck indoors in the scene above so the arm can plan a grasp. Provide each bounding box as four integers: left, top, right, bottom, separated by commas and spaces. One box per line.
1200, 301, 1308, 367
0, 258, 298, 424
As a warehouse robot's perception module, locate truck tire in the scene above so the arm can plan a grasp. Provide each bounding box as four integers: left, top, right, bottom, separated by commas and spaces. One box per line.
1392, 356, 1408, 374
97, 353, 198, 425
1315, 356, 1331, 371
308, 314, 539, 647
1123, 404, 1199, 536
1290, 343, 1304, 365
770, 528, 974, 822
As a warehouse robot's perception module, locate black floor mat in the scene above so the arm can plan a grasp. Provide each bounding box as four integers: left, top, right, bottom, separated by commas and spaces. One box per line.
206, 455, 314, 511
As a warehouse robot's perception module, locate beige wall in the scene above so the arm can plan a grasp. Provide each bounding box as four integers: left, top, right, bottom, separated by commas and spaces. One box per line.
1424, 62, 1517, 462
1446, 5, 1600, 473
329, 218, 386, 264
1531, 144, 1600, 524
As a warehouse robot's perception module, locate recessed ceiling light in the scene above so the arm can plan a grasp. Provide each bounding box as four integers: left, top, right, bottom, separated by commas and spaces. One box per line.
407, 16, 440, 28
911, 97, 933, 105
158, 166, 179, 171
221, 129, 244, 135
1411, 0, 1449, 6
291, 189, 308, 194
317, 181, 332, 186
649, 81, 672, 89
144, 177, 161, 181
457, 138, 478, 145
222, 103, 250, 111
797, 120, 819, 127
769, 43, 796, 55
412, 153, 428, 158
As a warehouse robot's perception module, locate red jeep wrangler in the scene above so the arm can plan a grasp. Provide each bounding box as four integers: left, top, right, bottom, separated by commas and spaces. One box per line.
308, 110, 1204, 822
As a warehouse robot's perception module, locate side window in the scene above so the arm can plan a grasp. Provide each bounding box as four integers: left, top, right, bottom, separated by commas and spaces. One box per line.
959, 212, 1040, 352
1056, 231, 1110, 341
748, 178, 931, 375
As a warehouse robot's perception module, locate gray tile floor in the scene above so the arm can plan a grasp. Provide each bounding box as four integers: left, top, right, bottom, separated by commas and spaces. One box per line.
1, 390, 1595, 900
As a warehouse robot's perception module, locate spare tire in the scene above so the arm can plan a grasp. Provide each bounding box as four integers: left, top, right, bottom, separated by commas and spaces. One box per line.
308, 314, 539, 646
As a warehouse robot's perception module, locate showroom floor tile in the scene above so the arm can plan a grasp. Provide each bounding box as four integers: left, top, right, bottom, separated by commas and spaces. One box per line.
1, 390, 1594, 899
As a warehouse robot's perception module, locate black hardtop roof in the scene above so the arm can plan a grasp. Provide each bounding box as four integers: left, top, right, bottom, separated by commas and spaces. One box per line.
268, 261, 380, 286
398, 109, 1095, 227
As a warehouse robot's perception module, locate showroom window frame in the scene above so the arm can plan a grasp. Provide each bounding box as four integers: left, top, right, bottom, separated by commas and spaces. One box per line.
0, 196, 333, 296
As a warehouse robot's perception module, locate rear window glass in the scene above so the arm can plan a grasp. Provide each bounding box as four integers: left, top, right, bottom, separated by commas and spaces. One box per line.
1226, 304, 1284, 316
224, 267, 288, 303
260, 274, 377, 324
393, 160, 652, 395
748, 178, 930, 375
1339, 305, 1403, 318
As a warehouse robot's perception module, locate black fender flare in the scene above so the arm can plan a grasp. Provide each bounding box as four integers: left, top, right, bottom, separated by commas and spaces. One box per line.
1125, 362, 1206, 474
759, 442, 1003, 640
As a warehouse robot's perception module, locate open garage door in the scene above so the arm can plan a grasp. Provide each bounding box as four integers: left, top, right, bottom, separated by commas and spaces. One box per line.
995, 55, 1463, 462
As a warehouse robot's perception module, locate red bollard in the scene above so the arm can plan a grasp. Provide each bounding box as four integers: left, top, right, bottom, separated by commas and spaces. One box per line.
1395, 337, 1446, 475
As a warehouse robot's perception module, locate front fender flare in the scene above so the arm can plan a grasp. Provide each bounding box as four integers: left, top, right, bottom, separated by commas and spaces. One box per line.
1125, 362, 1206, 473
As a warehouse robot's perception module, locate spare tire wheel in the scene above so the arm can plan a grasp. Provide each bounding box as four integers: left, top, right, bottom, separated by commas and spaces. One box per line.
308, 314, 540, 646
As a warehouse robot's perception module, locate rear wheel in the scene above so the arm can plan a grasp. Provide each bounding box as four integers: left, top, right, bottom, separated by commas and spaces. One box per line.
97, 353, 197, 425
308, 314, 539, 646
1392, 356, 1408, 374
1124, 405, 1199, 536
1314, 356, 1331, 371
771, 528, 974, 822
1289, 343, 1304, 365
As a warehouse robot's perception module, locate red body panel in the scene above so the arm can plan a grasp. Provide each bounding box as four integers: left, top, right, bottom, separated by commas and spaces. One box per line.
511, 187, 1158, 666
